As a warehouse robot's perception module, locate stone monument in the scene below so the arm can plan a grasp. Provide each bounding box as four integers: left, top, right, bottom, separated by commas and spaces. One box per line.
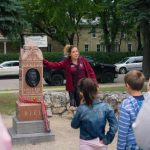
8, 41, 55, 144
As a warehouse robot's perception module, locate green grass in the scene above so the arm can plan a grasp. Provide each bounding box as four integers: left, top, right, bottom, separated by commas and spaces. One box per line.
43, 85, 125, 92
0, 93, 17, 115
100, 85, 147, 92
100, 86, 125, 92
44, 83, 146, 92
0, 85, 147, 115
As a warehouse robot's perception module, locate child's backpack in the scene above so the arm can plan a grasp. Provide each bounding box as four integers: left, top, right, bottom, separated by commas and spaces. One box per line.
132, 92, 150, 150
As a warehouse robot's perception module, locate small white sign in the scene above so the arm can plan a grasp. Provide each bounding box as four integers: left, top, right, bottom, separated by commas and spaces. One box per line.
24, 35, 47, 47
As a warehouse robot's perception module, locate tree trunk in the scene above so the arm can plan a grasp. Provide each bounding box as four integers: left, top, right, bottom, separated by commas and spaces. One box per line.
76, 33, 79, 48
101, 17, 111, 52
142, 21, 150, 80
67, 33, 75, 45
118, 36, 122, 52
137, 25, 142, 51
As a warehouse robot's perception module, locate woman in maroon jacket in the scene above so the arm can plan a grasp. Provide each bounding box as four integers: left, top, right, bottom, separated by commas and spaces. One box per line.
43, 45, 96, 107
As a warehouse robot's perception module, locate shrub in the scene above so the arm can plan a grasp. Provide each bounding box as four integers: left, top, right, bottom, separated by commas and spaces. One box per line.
0, 51, 143, 64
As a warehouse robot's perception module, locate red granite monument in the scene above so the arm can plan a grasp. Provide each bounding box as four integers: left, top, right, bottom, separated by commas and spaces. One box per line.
8, 41, 55, 144
17, 42, 43, 121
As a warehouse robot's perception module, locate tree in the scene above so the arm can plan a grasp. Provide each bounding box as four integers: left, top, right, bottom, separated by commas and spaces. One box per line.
91, 0, 122, 52
0, 0, 27, 38
23, 0, 92, 46
121, 0, 150, 79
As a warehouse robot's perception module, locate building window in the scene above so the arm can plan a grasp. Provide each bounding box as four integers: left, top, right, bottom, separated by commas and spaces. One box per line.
97, 44, 100, 52
100, 43, 105, 52
128, 43, 132, 52
92, 31, 96, 38
85, 44, 89, 52
91, 27, 96, 38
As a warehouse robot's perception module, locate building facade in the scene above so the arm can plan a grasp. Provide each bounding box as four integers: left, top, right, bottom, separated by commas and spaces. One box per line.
0, 27, 138, 54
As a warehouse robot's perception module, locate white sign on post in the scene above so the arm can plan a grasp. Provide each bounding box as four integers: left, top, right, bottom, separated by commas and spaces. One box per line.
24, 35, 47, 47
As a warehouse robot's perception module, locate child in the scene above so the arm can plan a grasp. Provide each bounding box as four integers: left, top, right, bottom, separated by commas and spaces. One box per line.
132, 78, 150, 150
71, 78, 118, 150
0, 115, 12, 150
117, 70, 145, 150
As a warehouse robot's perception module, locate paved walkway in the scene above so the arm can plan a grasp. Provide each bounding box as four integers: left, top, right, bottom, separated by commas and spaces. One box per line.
2, 115, 117, 150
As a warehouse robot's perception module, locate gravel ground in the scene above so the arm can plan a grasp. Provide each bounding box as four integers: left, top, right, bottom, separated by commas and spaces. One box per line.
2, 115, 117, 150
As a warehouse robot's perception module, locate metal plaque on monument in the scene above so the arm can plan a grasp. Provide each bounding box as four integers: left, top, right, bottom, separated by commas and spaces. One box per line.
8, 41, 55, 144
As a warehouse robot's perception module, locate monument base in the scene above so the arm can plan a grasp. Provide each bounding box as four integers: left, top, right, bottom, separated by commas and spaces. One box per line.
16, 101, 43, 121
8, 117, 55, 145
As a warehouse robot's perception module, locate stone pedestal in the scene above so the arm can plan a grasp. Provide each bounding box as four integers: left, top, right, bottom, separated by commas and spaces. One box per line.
8, 41, 55, 144
8, 117, 54, 144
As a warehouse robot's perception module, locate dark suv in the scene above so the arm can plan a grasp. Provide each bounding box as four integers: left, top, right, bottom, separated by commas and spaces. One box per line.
43, 57, 118, 86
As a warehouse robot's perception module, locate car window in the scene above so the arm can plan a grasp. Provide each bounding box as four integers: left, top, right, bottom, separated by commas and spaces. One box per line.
132, 60, 138, 63
130, 57, 143, 63
134, 60, 142, 63
2, 63, 12, 67
119, 57, 129, 63
126, 59, 135, 63
136, 57, 143, 62
12, 62, 19, 66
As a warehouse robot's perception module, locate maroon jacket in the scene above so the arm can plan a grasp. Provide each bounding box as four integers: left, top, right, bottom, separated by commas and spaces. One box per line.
43, 56, 96, 92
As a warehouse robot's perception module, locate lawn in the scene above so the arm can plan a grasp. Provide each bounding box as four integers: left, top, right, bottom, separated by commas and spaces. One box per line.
0, 93, 17, 115
0, 85, 147, 115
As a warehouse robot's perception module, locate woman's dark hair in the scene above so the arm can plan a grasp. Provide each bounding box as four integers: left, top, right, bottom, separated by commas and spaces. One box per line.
78, 78, 98, 106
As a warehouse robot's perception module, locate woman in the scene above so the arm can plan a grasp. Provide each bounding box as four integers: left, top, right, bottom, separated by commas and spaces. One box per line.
71, 78, 118, 150
43, 45, 96, 107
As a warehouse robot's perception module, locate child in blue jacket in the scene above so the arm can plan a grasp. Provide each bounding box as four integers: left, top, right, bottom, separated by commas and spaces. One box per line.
71, 78, 118, 150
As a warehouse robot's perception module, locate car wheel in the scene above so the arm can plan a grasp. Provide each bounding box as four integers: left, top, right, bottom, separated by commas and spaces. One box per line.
119, 67, 127, 74
51, 74, 64, 86
101, 72, 114, 83
44, 78, 52, 85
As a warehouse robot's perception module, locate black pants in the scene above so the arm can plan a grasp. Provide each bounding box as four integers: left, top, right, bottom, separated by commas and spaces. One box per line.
69, 90, 80, 107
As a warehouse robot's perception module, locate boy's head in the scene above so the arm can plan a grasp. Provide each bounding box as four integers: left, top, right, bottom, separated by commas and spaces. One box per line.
124, 70, 145, 91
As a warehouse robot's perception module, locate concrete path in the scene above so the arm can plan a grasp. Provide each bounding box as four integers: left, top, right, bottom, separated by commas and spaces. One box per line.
2, 115, 117, 150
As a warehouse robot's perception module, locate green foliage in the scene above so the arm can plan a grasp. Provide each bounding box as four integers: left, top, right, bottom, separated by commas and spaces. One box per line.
35, 51, 144, 64
80, 51, 143, 64
43, 52, 64, 62
0, 51, 143, 64
23, 0, 92, 45
90, 0, 123, 52
0, 53, 19, 63
120, 0, 150, 78
0, 0, 28, 38
121, 0, 150, 23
